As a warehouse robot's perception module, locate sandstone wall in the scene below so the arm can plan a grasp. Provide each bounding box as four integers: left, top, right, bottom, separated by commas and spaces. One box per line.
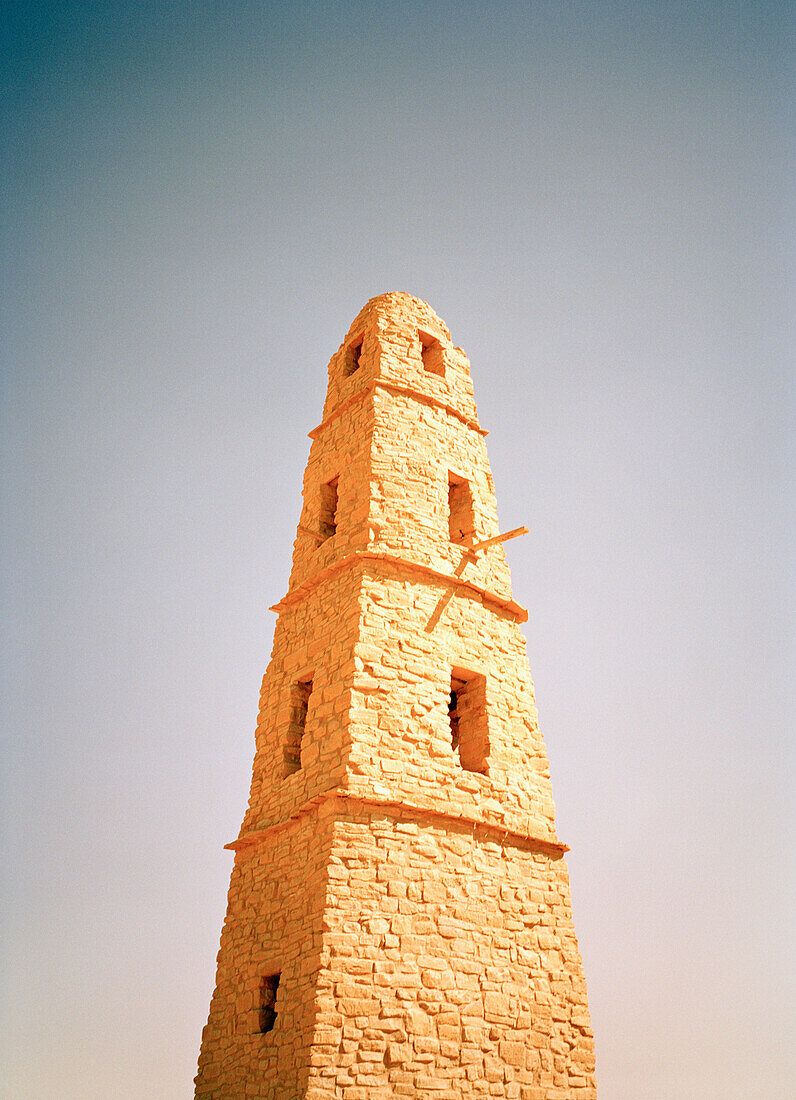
241, 565, 362, 834
195, 811, 333, 1099
346, 568, 556, 840
308, 806, 595, 1099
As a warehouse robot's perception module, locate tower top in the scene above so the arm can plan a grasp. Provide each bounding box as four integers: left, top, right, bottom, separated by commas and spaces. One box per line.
347, 290, 453, 339
320, 291, 477, 447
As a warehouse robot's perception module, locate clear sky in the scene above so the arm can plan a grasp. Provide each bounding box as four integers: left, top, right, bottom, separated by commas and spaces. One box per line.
1, 2, 792, 1097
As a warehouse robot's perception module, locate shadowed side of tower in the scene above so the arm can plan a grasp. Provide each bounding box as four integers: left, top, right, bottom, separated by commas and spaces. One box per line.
195, 293, 596, 1099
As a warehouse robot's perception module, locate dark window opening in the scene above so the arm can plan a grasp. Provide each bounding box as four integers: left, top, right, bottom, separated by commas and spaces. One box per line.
259, 973, 280, 1034
449, 669, 488, 774
449, 688, 461, 751
319, 476, 339, 541
344, 336, 364, 377
420, 331, 445, 376
448, 473, 475, 545
283, 679, 312, 776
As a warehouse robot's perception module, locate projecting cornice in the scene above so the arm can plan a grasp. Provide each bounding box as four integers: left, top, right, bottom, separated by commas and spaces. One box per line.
308, 378, 488, 439
226, 787, 568, 859
269, 548, 528, 623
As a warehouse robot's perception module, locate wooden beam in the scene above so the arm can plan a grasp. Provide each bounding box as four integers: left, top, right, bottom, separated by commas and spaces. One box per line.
466, 525, 529, 555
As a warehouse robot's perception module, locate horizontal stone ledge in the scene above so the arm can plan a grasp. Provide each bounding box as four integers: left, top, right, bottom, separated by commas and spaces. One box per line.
308, 378, 488, 439
225, 787, 568, 858
270, 549, 528, 622
335, 791, 569, 856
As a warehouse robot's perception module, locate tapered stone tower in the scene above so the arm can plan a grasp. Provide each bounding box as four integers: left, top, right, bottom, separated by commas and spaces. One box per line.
196, 293, 596, 1099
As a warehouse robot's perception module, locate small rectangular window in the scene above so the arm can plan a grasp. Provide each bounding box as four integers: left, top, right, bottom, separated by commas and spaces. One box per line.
319, 476, 339, 541
448, 473, 475, 545
344, 336, 363, 377
259, 973, 280, 1034
420, 331, 445, 376
283, 679, 312, 776
449, 669, 488, 774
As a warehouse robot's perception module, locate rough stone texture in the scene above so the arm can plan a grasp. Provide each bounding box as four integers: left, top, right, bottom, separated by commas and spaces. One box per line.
195, 293, 596, 1098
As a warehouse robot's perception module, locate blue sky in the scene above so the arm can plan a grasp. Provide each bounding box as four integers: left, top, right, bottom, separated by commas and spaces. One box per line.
1, 3, 793, 1097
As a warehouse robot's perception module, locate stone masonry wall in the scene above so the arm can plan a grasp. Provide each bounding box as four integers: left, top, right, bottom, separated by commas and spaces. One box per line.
195, 811, 333, 1099
307, 805, 595, 1099
241, 565, 363, 834
367, 387, 513, 602
345, 568, 557, 841
288, 374, 375, 593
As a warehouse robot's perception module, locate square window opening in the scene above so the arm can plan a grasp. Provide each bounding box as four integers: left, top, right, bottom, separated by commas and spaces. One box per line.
449, 669, 488, 774
283, 679, 312, 776
343, 336, 364, 377
259, 973, 281, 1034
448, 473, 475, 545
419, 331, 445, 376
319, 476, 339, 541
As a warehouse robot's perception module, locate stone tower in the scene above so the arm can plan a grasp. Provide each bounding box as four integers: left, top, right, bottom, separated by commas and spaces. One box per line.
195, 293, 596, 1099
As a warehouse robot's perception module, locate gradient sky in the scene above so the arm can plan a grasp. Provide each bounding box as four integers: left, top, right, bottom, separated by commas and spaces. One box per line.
1, 3, 792, 1098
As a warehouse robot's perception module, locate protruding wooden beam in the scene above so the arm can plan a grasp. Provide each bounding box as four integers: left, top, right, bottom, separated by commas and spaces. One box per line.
466, 525, 529, 556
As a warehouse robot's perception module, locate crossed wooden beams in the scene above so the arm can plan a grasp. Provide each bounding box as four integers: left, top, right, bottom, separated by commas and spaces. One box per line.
288, 522, 530, 631
425, 525, 529, 632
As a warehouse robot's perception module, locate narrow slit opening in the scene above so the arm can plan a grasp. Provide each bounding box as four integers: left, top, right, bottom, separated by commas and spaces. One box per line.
448, 473, 475, 545
283, 679, 312, 776
344, 337, 363, 377
449, 669, 488, 774
449, 684, 462, 752
319, 476, 339, 541
259, 973, 281, 1034
419, 331, 445, 376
